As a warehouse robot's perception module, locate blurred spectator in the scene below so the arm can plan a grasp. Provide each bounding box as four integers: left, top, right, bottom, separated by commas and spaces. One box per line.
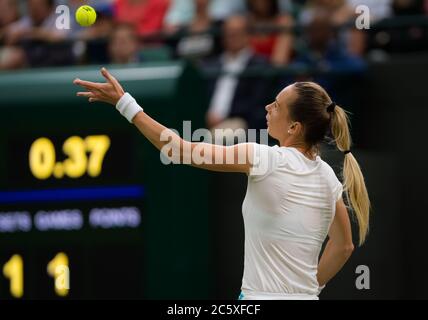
291, 8, 365, 91
168, 0, 222, 61
4, 0, 69, 45
300, 0, 354, 26
275, 9, 366, 107
295, 9, 365, 68
204, 16, 269, 132
108, 23, 141, 64
300, 0, 366, 57
247, 0, 294, 66
164, 0, 245, 32
345, 0, 392, 56
1, 0, 73, 69
114, 0, 170, 37
0, 0, 20, 69
0, 0, 20, 34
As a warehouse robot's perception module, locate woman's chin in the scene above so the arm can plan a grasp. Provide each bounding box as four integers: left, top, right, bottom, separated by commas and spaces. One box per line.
267, 127, 277, 140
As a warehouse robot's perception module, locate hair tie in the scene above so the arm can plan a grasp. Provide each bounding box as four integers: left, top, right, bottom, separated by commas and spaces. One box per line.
343, 150, 351, 155
327, 102, 336, 113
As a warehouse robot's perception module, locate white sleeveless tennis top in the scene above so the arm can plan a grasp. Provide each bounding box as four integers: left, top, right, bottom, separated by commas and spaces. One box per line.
240, 144, 343, 300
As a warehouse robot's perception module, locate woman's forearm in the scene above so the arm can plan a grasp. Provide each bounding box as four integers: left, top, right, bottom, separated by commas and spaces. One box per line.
317, 239, 354, 287
131, 111, 251, 173
132, 111, 182, 153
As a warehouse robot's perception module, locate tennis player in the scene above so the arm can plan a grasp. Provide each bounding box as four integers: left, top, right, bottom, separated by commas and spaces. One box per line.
74, 68, 370, 300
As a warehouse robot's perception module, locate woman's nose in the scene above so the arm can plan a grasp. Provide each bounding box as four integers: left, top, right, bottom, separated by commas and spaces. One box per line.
265, 104, 270, 112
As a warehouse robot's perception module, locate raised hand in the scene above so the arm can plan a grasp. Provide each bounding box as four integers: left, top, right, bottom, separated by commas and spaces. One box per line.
74, 67, 125, 106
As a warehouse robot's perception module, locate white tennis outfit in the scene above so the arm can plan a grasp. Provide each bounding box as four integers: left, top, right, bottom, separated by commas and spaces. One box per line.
240, 144, 343, 300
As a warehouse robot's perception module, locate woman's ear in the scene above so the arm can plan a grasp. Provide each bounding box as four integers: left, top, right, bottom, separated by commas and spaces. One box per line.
291, 122, 304, 135
288, 122, 297, 134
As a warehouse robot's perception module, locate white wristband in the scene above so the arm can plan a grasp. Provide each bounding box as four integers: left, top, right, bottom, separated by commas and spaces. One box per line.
116, 92, 143, 123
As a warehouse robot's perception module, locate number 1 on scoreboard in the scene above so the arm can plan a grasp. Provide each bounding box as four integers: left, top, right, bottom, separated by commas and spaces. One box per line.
47, 252, 70, 297
3, 254, 23, 298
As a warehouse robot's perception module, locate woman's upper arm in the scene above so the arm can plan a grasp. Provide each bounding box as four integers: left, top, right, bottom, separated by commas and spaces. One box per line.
329, 199, 354, 247
187, 142, 254, 174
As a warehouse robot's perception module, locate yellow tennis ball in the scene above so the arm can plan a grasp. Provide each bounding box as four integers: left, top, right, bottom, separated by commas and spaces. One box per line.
75, 5, 97, 27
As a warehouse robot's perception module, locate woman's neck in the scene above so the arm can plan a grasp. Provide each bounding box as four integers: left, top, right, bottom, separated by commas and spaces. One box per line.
281, 139, 316, 160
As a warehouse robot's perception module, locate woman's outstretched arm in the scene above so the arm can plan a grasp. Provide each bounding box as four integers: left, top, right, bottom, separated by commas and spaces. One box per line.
74, 68, 254, 174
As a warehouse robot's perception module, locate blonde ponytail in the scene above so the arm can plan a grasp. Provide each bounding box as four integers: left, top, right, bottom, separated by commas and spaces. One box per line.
331, 105, 370, 246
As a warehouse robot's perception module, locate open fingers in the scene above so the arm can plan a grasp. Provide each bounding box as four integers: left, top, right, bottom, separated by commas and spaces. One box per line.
73, 78, 103, 90
101, 67, 115, 83
76, 83, 103, 95
101, 68, 123, 92
76, 91, 102, 103
77, 92, 105, 104
76, 91, 96, 98
89, 97, 100, 103
74, 82, 95, 94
